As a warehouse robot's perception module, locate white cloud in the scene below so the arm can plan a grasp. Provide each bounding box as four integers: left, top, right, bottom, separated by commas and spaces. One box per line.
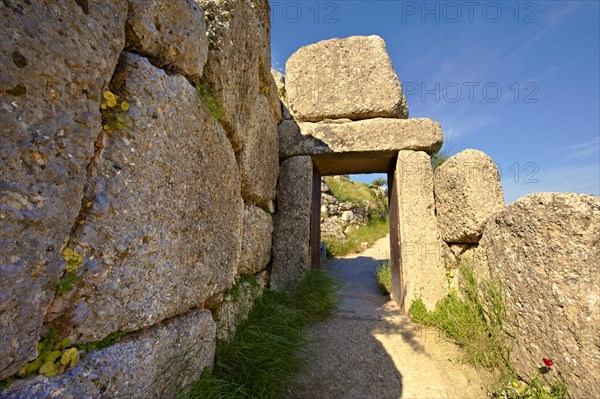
564, 137, 600, 160
502, 163, 600, 204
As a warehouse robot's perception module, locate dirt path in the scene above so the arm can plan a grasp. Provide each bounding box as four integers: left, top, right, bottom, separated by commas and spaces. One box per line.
288, 235, 488, 399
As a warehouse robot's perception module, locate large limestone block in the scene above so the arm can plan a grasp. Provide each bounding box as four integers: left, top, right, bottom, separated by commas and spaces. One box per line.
395, 151, 446, 310
47, 53, 243, 343
279, 118, 443, 159
271, 156, 313, 290
239, 94, 279, 206
238, 204, 273, 274
125, 0, 209, 78
434, 149, 504, 243
2, 310, 216, 399
199, 0, 280, 151
478, 193, 600, 398
0, 1, 127, 379
285, 35, 408, 122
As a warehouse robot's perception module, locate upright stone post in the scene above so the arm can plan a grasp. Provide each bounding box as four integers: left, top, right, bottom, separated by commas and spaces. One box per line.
395, 151, 447, 309
271, 156, 313, 290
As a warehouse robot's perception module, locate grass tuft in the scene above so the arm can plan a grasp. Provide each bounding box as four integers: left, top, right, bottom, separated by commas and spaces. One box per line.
409, 261, 567, 398
196, 81, 225, 121
77, 330, 128, 354
54, 270, 78, 295
409, 262, 510, 371
375, 260, 392, 295
185, 267, 339, 399
431, 149, 450, 170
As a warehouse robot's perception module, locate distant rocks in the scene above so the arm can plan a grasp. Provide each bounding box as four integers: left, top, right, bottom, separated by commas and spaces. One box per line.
319, 178, 379, 242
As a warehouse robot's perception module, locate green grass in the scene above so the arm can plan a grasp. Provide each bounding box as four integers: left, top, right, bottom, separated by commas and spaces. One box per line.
325, 217, 389, 257
431, 149, 450, 170
492, 375, 567, 399
409, 262, 510, 371
54, 270, 78, 295
196, 81, 225, 121
375, 260, 392, 295
184, 267, 339, 399
409, 262, 567, 399
323, 176, 387, 217
76, 330, 127, 354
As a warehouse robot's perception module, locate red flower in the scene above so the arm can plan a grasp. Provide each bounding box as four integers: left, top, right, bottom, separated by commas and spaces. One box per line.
543, 358, 554, 367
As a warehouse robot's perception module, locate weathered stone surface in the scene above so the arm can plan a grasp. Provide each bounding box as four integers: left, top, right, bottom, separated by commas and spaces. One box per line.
238, 204, 273, 274
285, 35, 408, 122
48, 53, 242, 343
271, 68, 285, 101
2, 310, 216, 399
279, 118, 443, 160
341, 210, 354, 222
434, 149, 504, 243
321, 219, 346, 241
214, 277, 264, 342
125, 0, 208, 78
395, 151, 446, 309
239, 94, 279, 206
199, 0, 280, 151
449, 243, 471, 258
271, 68, 292, 120
477, 193, 600, 398
0, 1, 128, 379
250, 0, 281, 124
271, 156, 313, 290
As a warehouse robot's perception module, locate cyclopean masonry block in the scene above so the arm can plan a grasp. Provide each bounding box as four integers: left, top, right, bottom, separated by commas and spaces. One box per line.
0, 1, 128, 379
285, 35, 408, 122
125, 0, 209, 79
199, 0, 280, 152
239, 94, 279, 206
279, 118, 443, 160
476, 193, 600, 398
238, 203, 273, 275
46, 53, 243, 344
1, 310, 216, 399
395, 151, 446, 310
271, 156, 313, 290
434, 149, 505, 243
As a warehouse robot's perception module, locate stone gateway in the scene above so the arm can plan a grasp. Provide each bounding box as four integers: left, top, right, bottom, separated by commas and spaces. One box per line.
1, 3, 597, 397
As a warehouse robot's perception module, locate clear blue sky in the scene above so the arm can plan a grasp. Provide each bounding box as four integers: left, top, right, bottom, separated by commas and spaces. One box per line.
270, 0, 600, 203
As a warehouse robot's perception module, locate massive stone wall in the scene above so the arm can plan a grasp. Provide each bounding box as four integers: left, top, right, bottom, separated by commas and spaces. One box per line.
2, 6, 597, 397
471, 193, 599, 398
1, 0, 279, 395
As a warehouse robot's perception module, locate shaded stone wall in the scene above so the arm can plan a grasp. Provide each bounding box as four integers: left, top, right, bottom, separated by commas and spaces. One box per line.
1, 0, 279, 396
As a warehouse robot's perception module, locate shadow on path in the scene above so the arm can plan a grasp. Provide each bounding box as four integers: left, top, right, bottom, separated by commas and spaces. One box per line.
288, 235, 487, 399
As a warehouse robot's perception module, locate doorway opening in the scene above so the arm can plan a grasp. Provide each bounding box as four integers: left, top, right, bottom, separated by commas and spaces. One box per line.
309, 156, 403, 307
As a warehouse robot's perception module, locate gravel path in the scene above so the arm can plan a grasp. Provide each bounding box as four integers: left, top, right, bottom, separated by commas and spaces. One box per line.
288, 235, 488, 399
